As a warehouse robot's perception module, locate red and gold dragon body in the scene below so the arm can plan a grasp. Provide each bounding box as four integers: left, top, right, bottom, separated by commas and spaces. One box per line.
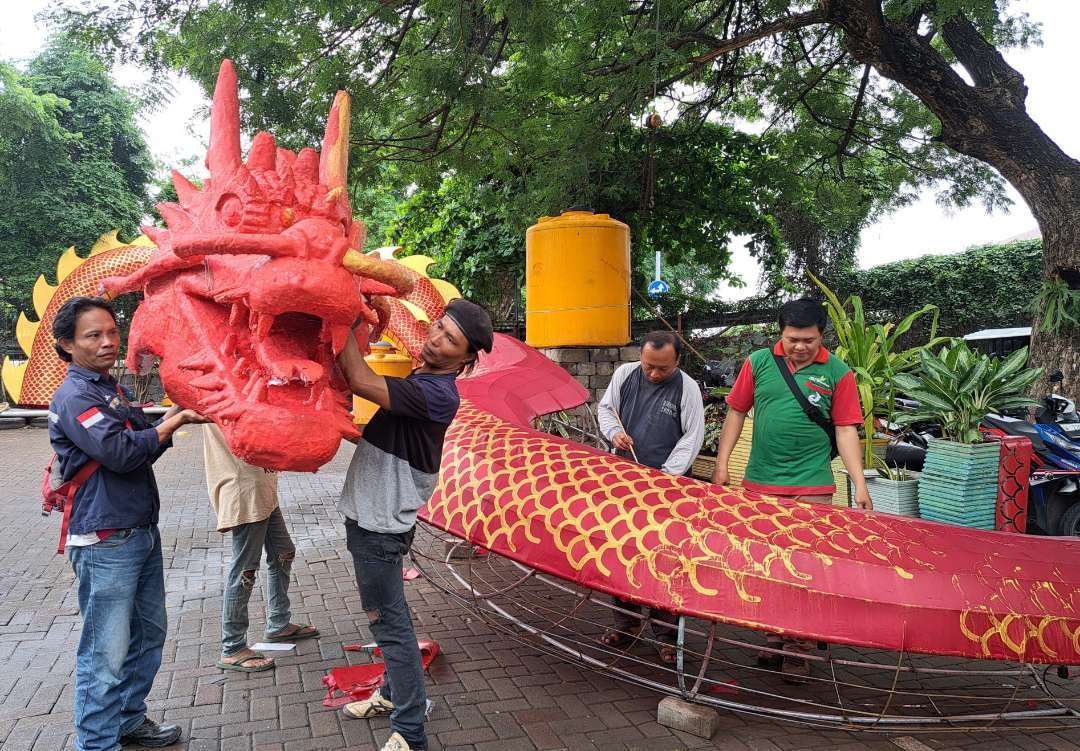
6, 61, 1080, 667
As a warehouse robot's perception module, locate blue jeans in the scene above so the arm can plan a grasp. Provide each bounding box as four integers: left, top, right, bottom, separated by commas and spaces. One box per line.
345, 519, 426, 750
222, 508, 295, 655
67, 526, 167, 751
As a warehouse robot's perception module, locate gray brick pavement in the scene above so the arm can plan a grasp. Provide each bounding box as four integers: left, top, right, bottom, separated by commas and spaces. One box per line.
0, 425, 1078, 751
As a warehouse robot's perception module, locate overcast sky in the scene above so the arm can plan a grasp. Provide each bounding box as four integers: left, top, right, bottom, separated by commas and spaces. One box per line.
2, 1, 1074, 297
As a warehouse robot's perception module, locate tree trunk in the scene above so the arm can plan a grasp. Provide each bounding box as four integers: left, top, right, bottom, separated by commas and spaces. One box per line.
822, 0, 1080, 402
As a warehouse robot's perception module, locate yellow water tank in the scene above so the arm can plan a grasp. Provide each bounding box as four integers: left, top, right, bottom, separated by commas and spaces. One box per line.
352, 341, 415, 425
526, 209, 630, 348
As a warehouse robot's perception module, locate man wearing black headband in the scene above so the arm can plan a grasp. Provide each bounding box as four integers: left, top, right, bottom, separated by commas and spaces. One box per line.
335, 298, 493, 751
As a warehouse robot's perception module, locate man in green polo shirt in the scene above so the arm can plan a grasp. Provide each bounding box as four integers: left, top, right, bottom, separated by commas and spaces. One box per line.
712, 297, 871, 680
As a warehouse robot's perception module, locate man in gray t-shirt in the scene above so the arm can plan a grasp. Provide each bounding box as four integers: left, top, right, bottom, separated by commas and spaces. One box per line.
335, 299, 493, 751
596, 330, 705, 663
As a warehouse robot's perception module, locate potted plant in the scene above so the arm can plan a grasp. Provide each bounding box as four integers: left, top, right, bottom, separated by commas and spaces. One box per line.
863, 455, 920, 517
891, 343, 1042, 529
692, 390, 729, 480
810, 273, 953, 470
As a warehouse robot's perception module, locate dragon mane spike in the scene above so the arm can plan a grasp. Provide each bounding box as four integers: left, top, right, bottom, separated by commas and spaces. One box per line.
247, 131, 277, 172
141, 225, 169, 245
275, 147, 297, 184
171, 170, 201, 205
56, 246, 85, 285
90, 230, 123, 255
156, 203, 194, 231
294, 148, 319, 185
207, 60, 243, 178
319, 91, 350, 195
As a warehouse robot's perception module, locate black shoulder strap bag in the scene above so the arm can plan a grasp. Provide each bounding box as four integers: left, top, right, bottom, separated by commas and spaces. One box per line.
772, 354, 839, 459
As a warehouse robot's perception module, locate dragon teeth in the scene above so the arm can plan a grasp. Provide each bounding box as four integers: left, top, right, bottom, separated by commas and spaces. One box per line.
331, 325, 349, 355
240, 370, 261, 396
254, 313, 274, 340
245, 377, 267, 403
229, 302, 247, 327
315, 387, 335, 412
179, 353, 214, 372
190, 372, 225, 391
220, 333, 238, 357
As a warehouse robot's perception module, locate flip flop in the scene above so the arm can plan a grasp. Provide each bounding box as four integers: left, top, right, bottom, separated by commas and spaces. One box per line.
266, 623, 320, 643
217, 652, 275, 672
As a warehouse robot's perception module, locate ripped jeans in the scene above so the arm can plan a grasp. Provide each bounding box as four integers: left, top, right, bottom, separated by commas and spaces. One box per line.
345, 518, 426, 750
221, 508, 295, 656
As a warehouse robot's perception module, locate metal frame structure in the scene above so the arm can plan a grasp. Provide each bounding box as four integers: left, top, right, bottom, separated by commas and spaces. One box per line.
411, 522, 1080, 732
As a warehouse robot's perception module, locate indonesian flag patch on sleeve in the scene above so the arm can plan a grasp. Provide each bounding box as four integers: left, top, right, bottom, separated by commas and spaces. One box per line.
77, 407, 106, 429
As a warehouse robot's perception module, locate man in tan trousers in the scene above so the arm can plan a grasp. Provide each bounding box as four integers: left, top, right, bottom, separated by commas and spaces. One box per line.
204, 424, 319, 672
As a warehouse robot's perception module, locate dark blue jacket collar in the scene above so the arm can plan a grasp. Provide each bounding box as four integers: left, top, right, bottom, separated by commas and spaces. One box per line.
67, 364, 114, 383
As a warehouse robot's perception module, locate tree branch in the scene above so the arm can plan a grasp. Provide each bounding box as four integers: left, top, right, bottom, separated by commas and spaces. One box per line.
835, 63, 872, 175
941, 12, 1027, 103
692, 9, 826, 65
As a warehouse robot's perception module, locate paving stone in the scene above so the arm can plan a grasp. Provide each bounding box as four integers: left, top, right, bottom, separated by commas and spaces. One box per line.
1, 426, 1079, 751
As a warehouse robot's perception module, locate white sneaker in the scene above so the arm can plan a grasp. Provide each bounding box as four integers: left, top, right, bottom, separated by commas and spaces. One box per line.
342, 688, 394, 719
380, 732, 414, 751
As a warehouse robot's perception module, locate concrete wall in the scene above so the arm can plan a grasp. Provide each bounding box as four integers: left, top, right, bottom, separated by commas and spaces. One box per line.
539, 345, 641, 407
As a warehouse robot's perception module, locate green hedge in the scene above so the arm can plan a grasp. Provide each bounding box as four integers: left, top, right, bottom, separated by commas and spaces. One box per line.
837, 240, 1042, 340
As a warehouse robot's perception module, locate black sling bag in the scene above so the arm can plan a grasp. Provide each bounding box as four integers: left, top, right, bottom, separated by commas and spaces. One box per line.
772, 354, 839, 460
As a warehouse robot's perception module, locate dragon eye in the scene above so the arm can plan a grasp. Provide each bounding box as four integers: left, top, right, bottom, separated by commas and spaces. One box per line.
216, 194, 243, 227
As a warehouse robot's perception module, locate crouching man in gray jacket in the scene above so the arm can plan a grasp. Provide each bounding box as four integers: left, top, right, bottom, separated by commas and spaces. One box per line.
596, 330, 705, 663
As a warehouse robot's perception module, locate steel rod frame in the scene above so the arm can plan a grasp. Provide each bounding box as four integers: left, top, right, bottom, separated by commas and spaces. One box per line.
412, 523, 1080, 732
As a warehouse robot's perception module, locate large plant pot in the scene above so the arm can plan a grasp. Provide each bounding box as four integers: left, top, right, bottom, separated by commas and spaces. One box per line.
917, 440, 1002, 530
865, 471, 920, 517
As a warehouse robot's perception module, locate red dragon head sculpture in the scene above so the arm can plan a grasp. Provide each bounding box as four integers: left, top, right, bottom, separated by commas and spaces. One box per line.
101, 60, 412, 471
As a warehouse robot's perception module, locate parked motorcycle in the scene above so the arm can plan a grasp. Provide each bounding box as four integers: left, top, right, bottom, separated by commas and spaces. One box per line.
983, 371, 1080, 535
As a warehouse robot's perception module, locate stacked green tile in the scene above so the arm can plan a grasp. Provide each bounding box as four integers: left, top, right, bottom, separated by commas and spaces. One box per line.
916, 441, 1001, 530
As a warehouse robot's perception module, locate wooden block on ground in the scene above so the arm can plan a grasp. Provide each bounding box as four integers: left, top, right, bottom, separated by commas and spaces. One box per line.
656, 696, 719, 739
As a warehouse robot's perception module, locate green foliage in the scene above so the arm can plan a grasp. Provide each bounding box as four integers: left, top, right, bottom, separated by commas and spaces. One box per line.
837, 240, 1043, 341
872, 453, 912, 481
1032, 275, 1080, 334
701, 400, 726, 457
0, 39, 153, 317
379, 175, 524, 317
892, 343, 1043, 444
811, 272, 952, 465
375, 120, 784, 317
48, 0, 1031, 295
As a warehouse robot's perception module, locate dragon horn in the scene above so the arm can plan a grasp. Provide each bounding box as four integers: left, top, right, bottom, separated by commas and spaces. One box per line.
171, 170, 200, 204
342, 249, 415, 295
207, 60, 243, 178
319, 91, 350, 199
172, 233, 304, 258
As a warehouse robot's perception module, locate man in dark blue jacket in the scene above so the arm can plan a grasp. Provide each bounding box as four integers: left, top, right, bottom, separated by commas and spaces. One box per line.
49, 296, 206, 751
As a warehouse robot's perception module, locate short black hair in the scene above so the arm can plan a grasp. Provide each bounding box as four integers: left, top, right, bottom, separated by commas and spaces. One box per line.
53, 296, 117, 362
778, 298, 828, 333
642, 330, 682, 357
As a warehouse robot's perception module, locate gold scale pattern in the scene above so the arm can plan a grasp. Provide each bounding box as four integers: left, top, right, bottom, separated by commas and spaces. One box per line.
7, 237, 153, 407
423, 402, 1080, 664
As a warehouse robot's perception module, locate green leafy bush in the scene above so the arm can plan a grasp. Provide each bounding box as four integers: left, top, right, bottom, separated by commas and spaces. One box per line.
811, 273, 952, 466
892, 343, 1042, 444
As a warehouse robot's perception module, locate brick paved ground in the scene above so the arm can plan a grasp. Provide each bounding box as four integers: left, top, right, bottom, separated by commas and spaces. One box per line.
2, 425, 1080, 751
